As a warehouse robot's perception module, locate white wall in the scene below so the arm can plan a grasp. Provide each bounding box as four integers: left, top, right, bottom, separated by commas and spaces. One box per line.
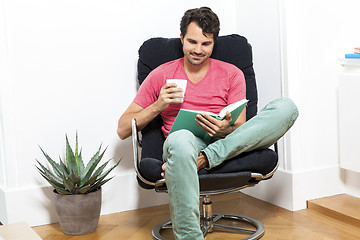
0, 0, 241, 226
235, 0, 287, 170
284, 0, 360, 209
236, 0, 282, 110
245, 0, 360, 211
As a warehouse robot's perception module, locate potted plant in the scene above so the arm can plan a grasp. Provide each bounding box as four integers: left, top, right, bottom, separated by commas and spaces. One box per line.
36, 133, 120, 235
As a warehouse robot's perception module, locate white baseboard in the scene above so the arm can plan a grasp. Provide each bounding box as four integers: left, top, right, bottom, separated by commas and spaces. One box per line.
242, 165, 345, 211
0, 186, 7, 224
0, 184, 57, 226
342, 168, 360, 198
0, 173, 168, 227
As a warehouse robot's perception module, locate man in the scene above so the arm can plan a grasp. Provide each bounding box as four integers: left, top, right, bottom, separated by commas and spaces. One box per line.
117, 7, 298, 240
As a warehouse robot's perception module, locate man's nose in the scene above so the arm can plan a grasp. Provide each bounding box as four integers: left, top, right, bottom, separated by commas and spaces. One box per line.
194, 44, 202, 54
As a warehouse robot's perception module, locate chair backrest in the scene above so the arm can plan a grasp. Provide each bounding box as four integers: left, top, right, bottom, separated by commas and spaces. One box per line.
137, 34, 258, 161
138, 34, 258, 119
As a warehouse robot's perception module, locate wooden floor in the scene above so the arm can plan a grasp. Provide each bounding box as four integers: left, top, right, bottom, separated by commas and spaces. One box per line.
33, 192, 360, 240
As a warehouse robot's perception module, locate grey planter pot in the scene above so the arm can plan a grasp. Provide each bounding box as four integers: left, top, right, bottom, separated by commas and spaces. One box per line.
53, 188, 102, 235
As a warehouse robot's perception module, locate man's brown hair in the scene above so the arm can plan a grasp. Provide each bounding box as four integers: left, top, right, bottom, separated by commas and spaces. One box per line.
180, 7, 220, 40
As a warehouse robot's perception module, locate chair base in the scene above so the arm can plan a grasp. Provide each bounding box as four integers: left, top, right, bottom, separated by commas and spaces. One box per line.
152, 213, 264, 240
152, 196, 264, 240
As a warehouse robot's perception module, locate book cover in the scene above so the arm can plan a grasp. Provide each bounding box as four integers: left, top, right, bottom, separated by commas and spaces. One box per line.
169, 99, 248, 141
345, 53, 360, 59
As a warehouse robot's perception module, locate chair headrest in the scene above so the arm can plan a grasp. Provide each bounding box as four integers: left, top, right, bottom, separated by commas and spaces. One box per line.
138, 34, 252, 82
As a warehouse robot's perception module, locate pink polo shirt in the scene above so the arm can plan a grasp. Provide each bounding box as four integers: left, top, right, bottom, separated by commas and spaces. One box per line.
134, 58, 246, 138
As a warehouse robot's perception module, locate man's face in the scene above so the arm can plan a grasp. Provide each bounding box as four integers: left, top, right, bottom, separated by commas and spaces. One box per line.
181, 22, 214, 66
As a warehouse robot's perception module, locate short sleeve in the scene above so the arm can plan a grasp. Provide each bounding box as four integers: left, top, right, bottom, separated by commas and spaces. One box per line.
133, 68, 164, 108
227, 67, 246, 104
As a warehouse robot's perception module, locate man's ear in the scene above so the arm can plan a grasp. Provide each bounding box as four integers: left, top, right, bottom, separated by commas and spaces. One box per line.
180, 34, 184, 44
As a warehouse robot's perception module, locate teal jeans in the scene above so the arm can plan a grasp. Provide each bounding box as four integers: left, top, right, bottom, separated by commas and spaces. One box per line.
163, 97, 299, 240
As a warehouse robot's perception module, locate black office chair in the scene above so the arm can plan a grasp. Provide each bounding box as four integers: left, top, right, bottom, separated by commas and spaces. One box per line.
132, 34, 278, 240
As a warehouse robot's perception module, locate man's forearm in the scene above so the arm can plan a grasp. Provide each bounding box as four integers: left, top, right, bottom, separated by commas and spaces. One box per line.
117, 83, 184, 140
131, 103, 163, 131
117, 102, 162, 140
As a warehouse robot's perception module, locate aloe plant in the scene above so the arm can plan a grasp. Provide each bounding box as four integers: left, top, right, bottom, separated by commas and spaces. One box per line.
36, 133, 120, 195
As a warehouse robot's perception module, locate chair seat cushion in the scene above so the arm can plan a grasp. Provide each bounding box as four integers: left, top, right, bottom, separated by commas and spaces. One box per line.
139, 148, 277, 190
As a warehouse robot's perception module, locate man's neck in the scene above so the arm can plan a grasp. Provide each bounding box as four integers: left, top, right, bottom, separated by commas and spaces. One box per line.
183, 58, 210, 84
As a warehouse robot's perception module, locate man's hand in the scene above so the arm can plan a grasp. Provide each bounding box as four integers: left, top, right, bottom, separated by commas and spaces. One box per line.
161, 152, 209, 178
154, 82, 184, 112
195, 111, 234, 139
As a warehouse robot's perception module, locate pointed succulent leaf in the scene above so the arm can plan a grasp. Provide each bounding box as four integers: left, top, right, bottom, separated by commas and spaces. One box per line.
39, 147, 63, 178
90, 160, 119, 188
36, 160, 63, 185
78, 149, 85, 177
93, 160, 109, 176
55, 187, 71, 195
63, 176, 75, 192
68, 170, 81, 185
90, 177, 113, 192
41, 173, 68, 194
65, 135, 78, 175
81, 158, 120, 188
37, 167, 64, 188
82, 146, 107, 184
90, 169, 108, 186
37, 171, 62, 189
38, 170, 70, 194
81, 170, 101, 187
58, 156, 70, 175
80, 160, 109, 186
82, 144, 104, 176
75, 132, 81, 175
89, 159, 120, 191
78, 185, 91, 194
94, 159, 120, 183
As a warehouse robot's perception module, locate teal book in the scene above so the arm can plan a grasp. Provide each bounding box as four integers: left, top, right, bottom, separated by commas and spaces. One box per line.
345, 53, 360, 59
169, 99, 249, 141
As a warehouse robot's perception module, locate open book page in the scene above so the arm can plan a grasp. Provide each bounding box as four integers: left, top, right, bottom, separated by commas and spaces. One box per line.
218, 99, 249, 118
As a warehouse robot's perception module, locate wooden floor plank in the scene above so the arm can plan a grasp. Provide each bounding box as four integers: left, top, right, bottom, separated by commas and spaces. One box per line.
307, 194, 360, 227
33, 192, 360, 240
0, 222, 42, 240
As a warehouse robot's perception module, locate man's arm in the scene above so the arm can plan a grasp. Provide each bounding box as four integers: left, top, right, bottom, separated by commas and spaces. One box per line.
117, 82, 184, 140
117, 102, 156, 140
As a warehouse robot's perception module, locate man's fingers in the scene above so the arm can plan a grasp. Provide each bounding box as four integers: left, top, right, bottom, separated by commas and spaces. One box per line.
195, 116, 216, 136
161, 162, 167, 178
225, 111, 232, 122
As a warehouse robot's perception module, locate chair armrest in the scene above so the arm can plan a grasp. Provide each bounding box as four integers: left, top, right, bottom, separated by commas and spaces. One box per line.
132, 118, 156, 187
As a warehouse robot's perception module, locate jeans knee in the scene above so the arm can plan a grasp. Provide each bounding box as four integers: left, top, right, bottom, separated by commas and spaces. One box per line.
263, 97, 299, 128
164, 130, 199, 162
167, 130, 196, 147
276, 97, 299, 127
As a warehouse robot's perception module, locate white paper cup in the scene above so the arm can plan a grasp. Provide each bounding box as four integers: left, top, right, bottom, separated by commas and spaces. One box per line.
166, 79, 187, 102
